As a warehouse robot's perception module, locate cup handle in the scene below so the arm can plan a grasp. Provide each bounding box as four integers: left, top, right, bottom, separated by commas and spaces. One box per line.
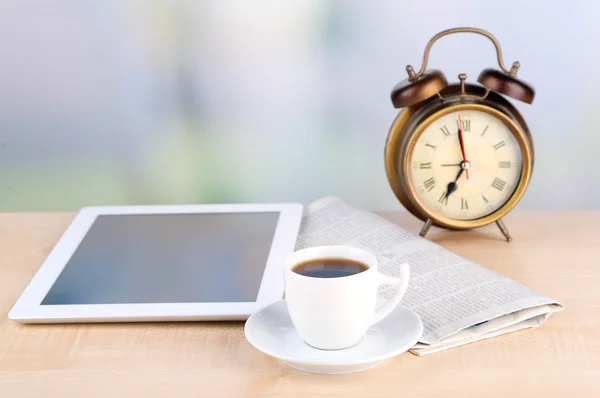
370, 263, 410, 325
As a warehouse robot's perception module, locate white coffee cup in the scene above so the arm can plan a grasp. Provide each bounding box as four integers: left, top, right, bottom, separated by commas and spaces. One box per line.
284, 245, 409, 351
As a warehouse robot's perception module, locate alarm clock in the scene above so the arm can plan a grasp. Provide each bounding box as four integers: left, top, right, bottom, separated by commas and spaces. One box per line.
384, 27, 535, 241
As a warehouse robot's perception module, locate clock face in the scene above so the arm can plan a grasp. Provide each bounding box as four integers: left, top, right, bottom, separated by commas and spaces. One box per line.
407, 107, 523, 221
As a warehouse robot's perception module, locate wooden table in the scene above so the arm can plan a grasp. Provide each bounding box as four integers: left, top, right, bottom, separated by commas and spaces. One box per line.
1, 211, 599, 397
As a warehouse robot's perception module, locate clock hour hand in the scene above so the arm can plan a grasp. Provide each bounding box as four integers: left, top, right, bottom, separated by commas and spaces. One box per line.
444, 168, 464, 200
445, 182, 458, 199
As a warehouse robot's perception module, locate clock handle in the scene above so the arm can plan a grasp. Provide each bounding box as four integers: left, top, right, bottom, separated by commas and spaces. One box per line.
406, 27, 520, 81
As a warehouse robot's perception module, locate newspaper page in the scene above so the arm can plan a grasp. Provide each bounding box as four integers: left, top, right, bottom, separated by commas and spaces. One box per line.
295, 196, 563, 356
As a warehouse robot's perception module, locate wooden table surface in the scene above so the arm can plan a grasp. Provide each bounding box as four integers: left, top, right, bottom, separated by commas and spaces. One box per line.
1, 211, 599, 397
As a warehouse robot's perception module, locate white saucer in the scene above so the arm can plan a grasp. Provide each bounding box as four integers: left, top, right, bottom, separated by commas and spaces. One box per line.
244, 300, 423, 375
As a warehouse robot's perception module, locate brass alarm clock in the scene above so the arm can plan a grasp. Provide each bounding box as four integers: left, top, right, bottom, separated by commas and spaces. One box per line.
385, 27, 535, 241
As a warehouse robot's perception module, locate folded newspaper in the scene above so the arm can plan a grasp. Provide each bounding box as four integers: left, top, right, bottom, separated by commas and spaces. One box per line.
295, 196, 563, 356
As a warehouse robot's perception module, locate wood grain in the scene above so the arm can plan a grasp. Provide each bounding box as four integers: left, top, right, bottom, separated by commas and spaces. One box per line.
1, 211, 599, 397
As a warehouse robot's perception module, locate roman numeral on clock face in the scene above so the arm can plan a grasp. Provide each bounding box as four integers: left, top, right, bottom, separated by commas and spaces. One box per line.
440, 126, 451, 136
425, 142, 436, 149
461, 198, 468, 210
494, 141, 506, 150
424, 177, 436, 191
499, 161, 511, 168
491, 178, 506, 191
461, 119, 471, 131
482, 195, 489, 204
438, 192, 448, 205
420, 162, 432, 169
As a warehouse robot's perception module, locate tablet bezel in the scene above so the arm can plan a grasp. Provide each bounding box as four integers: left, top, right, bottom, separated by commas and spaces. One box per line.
9, 203, 304, 323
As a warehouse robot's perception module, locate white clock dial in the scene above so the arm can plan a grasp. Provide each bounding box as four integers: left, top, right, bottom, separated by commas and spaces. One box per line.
408, 108, 523, 220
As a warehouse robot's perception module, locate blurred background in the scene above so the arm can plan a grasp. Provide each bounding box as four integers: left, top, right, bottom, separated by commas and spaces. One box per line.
0, 0, 597, 211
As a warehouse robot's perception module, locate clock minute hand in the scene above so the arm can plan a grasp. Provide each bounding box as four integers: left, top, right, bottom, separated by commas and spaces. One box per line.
457, 114, 469, 180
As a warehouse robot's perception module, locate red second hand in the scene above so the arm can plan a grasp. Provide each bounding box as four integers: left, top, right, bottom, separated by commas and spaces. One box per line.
457, 114, 469, 180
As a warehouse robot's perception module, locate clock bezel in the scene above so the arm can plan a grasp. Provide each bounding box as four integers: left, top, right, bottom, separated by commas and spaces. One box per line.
385, 85, 533, 230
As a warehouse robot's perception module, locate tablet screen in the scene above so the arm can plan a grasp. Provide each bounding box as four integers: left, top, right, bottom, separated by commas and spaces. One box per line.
41, 212, 281, 305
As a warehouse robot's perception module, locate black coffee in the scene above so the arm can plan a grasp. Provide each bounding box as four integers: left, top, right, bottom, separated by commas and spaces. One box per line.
292, 258, 369, 278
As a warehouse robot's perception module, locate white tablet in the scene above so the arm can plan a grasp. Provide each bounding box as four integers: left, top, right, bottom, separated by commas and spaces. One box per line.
9, 203, 304, 323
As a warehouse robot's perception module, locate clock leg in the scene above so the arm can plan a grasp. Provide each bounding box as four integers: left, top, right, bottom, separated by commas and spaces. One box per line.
496, 219, 512, 242
419, 219, 433, 238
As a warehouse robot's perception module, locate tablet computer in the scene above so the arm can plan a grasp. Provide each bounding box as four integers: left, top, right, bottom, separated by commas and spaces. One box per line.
9, 203, 304, 323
